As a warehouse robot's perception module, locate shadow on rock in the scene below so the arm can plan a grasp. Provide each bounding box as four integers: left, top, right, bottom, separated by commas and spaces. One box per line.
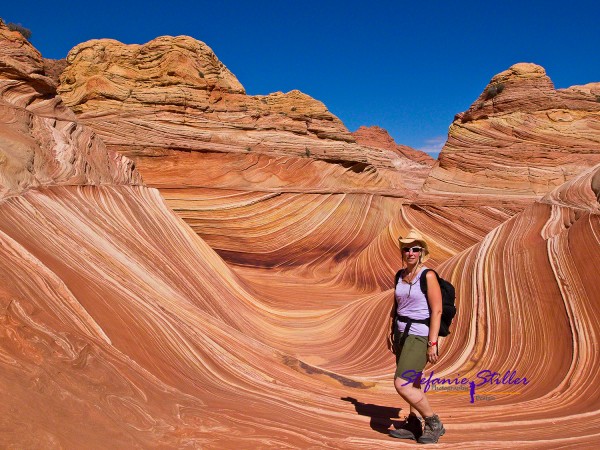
341, 396, 403, 434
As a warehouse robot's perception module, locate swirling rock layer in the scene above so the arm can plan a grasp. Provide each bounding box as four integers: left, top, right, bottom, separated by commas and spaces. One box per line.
352, 125, 434, 190
424, 63, 600, 196
352, 125, 434, 166
0, 22, 141, 199
434, 164, 600, 446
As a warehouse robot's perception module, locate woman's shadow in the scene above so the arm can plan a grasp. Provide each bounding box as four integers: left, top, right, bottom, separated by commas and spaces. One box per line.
341, 397, 403, 434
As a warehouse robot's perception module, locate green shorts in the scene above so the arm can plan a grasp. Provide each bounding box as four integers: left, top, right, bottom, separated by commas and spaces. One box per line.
394, 333, 428, 380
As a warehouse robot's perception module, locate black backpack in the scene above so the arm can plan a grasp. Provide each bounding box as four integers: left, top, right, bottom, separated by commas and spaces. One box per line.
393, 268, 457, 337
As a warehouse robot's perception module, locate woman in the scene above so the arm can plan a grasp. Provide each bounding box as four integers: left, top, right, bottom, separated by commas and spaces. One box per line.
387, 229, 445, 444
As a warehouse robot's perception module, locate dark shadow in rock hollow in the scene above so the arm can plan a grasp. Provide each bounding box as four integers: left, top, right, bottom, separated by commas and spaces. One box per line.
341, 396, 404, 435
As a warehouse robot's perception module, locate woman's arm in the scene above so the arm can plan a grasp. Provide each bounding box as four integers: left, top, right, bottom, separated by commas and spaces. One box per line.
425, 270, 443, 363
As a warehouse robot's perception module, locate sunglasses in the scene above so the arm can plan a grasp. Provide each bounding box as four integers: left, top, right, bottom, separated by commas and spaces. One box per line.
402, 246, 423, 253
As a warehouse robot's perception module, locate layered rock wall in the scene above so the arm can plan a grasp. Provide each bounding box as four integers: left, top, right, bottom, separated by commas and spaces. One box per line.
352, 125, 434, 165
0, 22, 141, 200
352, 125, 434, 190
424, 63, 600, 196
432, 164, 600, 443
56, 36, 424, 195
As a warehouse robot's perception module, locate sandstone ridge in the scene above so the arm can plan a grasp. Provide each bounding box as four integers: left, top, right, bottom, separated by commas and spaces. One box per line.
424, 62, 600, 196
0, 21, 141, 200
352, 125, 434, 165
56, 35, 430, 196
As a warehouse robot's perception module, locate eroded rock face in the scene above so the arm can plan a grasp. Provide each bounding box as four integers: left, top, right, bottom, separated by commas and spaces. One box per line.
352, 125, 434, 165
351, 125, 434, 190
0, 22, 57, 108
436, 164, 600, 443
0, 22, 141, 199
423, 63, 600, 196
56, 36, 422, 195
42, 58, 67, 85
58, 36, 245, 109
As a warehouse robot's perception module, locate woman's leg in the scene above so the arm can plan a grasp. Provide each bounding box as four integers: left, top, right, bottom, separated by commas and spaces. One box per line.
393, 335, 431, 416
394, 376, 433, 417
392, 335, 445, 443
409, 378, 421, 415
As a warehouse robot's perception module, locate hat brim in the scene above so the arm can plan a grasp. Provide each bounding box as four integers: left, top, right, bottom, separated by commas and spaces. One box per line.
399, 237, 426, 244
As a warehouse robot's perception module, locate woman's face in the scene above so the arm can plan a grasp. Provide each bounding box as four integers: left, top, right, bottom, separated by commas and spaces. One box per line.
402, 244, 423, 265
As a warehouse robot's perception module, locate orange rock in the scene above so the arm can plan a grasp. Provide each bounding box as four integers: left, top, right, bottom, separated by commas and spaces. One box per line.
56, 35, 424, 195
353, 125, 434, 165
436, 164, 600, 441
352, 125, 434, 190
0, 22, 141, 199
424, 63, 600, 196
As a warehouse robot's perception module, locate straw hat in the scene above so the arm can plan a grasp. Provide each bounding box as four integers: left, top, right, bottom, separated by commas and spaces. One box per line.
398, 229, 430, 263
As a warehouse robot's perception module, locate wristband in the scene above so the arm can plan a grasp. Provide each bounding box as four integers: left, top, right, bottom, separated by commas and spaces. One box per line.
427, 341, 438, 347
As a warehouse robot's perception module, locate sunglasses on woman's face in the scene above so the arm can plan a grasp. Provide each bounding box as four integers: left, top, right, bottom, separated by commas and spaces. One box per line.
402, 246, 423, 253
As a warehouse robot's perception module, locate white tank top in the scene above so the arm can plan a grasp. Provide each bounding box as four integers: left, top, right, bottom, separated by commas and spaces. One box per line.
395, 266, 430, 337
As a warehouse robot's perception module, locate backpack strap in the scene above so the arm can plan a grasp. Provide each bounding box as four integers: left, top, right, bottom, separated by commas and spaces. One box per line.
394, 269, 404, 290
419, 268, 456, 337
420, 268, 433, 296
391, 269, 404, 337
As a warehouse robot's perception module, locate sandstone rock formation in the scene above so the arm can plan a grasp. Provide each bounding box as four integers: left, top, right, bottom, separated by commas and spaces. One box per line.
424, 63, 600, 196
432, 163, 600, 445
353, 125, 435, 165
56, 36, 422, 196
0, 23, 141, 200
2, 21, 600, 447
352, 125, 434, 190
42, 58, 67, 85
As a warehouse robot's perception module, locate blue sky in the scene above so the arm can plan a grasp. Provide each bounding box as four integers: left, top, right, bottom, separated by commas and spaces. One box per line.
3, 1, 599, 157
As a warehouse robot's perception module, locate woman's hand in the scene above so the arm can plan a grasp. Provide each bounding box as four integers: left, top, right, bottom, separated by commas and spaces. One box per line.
427, 345, 439, 364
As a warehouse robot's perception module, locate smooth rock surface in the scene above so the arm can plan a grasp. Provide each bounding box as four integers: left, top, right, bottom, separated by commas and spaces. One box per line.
435, 163, 600, 446
352, 125, 434, 190
352, 125, 434, 165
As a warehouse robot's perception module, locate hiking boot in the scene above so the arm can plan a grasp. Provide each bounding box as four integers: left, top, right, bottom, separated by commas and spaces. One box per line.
389, 413, 422, 440
418, 414, 445, 444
